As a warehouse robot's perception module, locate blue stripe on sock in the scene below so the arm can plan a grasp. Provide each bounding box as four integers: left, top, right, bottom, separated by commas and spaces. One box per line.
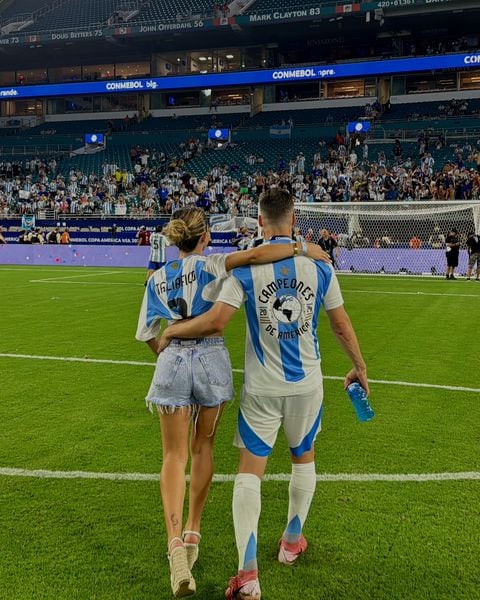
243, 533, 257, 569
286, 515, 302, 536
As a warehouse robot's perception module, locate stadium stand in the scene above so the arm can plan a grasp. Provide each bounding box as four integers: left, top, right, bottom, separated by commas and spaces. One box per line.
20, 0, 123, 32
246, 0, 330, 10
0, 0, 52, 19
132, 0, 216, 23
13, 0, 217, 32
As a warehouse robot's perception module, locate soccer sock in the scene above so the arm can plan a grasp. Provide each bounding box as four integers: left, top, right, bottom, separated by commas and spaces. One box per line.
284, 462, 317, 544
232, 473, 261, 573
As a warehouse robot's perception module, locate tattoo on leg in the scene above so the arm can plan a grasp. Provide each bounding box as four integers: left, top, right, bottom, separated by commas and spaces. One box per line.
170, 513, 179, 528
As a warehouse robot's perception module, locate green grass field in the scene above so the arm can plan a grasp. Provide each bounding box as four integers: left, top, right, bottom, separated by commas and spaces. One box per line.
1, 266, 479, 600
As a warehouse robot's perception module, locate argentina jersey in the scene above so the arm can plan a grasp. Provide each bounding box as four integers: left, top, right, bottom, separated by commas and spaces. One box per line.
217, 237, 344, 396
149, 232, 169, 263
136, 253, 228, 341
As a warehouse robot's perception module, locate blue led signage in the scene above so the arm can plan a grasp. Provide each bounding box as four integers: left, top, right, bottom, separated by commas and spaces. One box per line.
0, 53, 479, 101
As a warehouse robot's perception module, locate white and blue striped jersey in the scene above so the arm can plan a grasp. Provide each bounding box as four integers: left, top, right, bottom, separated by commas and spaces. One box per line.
136, 254, 228, 341
217, 237, 343, 396
149, 232, 169, 263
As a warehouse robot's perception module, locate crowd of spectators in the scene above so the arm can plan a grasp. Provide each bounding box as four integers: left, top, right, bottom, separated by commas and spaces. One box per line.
2, 131, 480, 219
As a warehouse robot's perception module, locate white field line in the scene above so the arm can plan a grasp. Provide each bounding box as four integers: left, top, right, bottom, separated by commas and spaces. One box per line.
30, 271, 121, 283
29, 281, 480, 295
0, 267, 467, 281
1, 353, 479, 394
29, 280, 143, 286
343, 289, 480, 299
337, 273, 463, 281
0, 267, 94, 272
1, 467, 479, 484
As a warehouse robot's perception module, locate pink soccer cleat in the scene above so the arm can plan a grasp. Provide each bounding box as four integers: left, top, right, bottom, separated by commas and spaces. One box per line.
278, 534, 308, 565
225, 569, 261, 600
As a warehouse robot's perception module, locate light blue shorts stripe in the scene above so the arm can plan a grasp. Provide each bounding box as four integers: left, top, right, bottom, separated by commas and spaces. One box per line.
234, 387, 323, 457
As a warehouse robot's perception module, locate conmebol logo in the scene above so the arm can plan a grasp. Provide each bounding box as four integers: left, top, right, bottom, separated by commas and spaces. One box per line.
272, 68, 317, 80
464, 55, 480, 64
105, 81, 144, 90
272, 67, 335, 80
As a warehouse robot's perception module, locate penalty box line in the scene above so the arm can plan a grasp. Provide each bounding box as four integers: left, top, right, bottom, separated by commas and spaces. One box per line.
1, 467, 480, 484
0, 353, 479, 395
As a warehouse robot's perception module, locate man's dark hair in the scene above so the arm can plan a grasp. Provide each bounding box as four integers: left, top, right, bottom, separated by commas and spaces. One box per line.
259, 188, 294, 224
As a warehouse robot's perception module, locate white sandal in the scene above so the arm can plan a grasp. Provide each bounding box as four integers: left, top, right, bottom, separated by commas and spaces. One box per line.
168, 538, 196, 598
182, 530, 201, 570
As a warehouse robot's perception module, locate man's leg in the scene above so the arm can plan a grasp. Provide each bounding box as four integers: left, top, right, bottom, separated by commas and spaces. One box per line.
226, 450, 267, 600
278, 449, 317, 564
227, 393, 282, 599
234, 450, 268, 572
286, 449, 317, 544
279, 391, 323, 565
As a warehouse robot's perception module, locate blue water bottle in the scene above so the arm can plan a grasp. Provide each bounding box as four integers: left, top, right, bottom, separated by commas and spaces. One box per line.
346, 383, 375, 422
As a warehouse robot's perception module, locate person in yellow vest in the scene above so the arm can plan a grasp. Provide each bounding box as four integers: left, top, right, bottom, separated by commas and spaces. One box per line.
60, 228, 70, 244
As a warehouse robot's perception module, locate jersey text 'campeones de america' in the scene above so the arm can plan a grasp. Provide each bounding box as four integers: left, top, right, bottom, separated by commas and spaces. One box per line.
217, 237, 343, 396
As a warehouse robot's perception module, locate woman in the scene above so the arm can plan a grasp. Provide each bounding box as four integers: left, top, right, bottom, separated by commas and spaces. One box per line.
136, 208, 328, 598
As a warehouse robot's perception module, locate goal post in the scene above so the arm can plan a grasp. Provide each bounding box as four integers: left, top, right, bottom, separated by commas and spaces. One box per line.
294, 201, 480, 276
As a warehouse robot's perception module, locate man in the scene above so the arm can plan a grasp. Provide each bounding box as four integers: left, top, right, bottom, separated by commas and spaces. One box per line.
318, 228, 340, 268
445, 228, 460, 280
136, 225, 150, 246
47, 227, 61, 244
17, 229, 32, 244
60, 228, 70, 244
146, 225, 169, 283
466, 231, 480, 281
159, 189, 368, 600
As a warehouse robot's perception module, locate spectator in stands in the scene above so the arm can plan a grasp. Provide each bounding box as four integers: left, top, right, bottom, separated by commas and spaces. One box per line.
60, 228, 71, 244
352, 230, 370, 248
17, 229, 31, 244
393, 139, 403, 160
409, 235, 422, 249
47, 227, 61, 244
31, 228, 45, 244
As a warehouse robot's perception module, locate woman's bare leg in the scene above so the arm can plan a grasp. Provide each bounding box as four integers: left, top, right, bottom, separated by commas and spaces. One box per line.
184, 404, 225, 540
159, 408, 192, 548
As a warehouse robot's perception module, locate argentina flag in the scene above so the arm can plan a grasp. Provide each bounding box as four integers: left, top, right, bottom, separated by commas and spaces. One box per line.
269, 126, 292, 139
21, 215, 35, 231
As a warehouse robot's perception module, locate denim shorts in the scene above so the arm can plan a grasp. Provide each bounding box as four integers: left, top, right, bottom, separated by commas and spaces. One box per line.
146, 338, 234, 411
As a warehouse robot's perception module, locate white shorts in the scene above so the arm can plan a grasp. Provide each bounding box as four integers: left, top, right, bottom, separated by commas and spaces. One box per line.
234, 386, 324, 458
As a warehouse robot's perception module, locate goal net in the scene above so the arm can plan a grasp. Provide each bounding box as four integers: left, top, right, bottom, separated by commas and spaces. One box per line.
294, 201, 480, 275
